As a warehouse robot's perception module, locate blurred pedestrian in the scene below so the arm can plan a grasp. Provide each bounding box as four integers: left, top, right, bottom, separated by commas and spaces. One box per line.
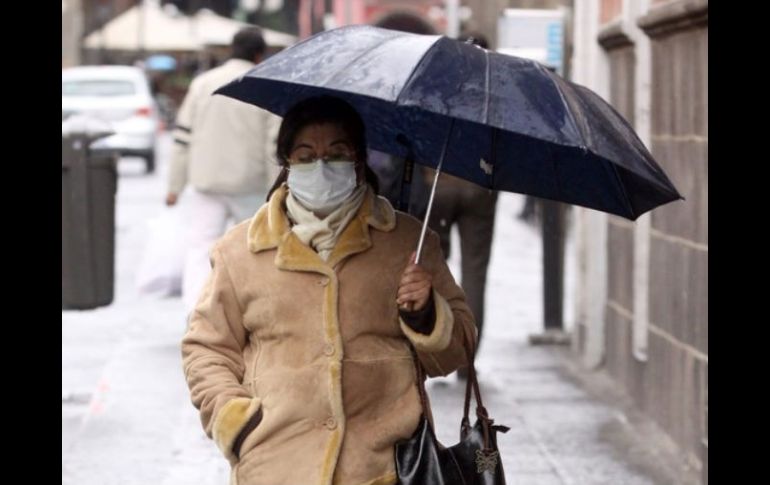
166, 27, 281, 313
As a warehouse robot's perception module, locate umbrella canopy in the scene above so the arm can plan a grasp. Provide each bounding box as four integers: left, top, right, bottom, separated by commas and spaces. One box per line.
217, 25, 682, 221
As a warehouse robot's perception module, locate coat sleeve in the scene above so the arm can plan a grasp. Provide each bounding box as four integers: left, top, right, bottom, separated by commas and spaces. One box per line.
399, 230, 478, 377
181, 245, 261, 463
167, 77, 200, 195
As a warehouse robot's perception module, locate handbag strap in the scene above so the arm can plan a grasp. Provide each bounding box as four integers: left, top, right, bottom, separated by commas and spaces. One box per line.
459, 324, 494, 451
409, 323, 497, 451
408, 344, 443, 449
410, 344, 431, 414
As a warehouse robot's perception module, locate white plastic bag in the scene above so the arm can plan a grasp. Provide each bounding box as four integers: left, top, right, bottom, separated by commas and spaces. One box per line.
135, 208, 186, 297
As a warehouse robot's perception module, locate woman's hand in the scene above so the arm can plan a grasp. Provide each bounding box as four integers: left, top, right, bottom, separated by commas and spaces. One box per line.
397, 251, 433, 312
165, 192, 178, 206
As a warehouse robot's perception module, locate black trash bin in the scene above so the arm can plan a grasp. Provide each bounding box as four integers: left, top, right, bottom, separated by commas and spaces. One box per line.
62, 117, 118, 309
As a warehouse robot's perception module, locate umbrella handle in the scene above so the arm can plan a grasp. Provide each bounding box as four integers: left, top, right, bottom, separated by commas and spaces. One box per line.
414, 120, 454, 265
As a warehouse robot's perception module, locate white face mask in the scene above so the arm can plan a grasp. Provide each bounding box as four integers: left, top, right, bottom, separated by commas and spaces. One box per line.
287, 160, 358, 214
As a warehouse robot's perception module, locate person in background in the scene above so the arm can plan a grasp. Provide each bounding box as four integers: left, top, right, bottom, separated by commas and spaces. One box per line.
424, 32, 499, 378
166, 27, 281, 313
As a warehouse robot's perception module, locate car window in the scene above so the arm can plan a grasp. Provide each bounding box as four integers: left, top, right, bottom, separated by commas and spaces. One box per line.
62, 80, 137, 97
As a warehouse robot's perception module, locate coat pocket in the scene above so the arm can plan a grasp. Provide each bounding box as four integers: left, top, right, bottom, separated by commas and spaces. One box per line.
233, 407, 264, 460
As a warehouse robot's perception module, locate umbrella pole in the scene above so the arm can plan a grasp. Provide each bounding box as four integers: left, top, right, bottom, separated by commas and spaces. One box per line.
415, 120, 454, 265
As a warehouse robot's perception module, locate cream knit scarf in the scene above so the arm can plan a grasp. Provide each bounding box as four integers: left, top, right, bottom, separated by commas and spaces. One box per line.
285, 184, 368, 261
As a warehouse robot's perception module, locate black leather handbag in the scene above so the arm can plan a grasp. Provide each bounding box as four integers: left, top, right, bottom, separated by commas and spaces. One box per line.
395, 336, 509, 485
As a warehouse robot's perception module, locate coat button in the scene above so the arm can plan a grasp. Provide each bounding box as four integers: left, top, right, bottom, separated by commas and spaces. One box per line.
323, 344, 335, 356
317, 277, 330, 287
324, 417, 338, 430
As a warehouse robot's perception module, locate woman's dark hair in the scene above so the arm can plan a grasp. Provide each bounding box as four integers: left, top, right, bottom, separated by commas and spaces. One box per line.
267, 96, 379, 200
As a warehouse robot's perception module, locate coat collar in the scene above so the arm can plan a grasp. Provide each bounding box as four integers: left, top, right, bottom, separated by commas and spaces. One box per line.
247, 184, 396, 273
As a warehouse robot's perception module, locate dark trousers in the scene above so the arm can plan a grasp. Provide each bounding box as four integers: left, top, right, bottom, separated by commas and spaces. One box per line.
427, 181, 498, 348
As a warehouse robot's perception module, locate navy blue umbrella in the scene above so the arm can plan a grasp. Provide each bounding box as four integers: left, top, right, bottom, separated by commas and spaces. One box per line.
216, 25, 682, 260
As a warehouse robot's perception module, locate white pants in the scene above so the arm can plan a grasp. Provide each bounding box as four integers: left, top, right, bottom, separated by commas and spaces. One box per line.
182, 189, 264, 315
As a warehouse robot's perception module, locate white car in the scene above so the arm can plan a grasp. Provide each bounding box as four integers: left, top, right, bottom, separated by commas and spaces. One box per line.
62, 65, 160, 173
